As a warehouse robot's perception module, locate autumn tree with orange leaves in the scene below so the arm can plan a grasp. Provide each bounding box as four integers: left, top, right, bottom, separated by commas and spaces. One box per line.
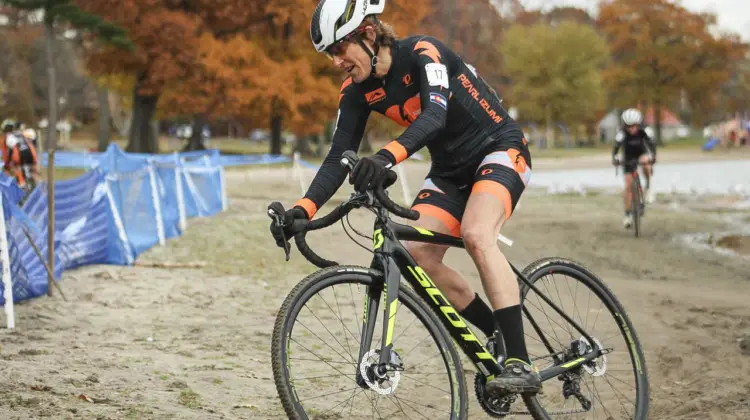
598, 0, 746, 144
75, 0, 431, 153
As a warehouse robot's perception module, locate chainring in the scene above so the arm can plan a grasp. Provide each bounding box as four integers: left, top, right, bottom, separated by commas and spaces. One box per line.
474, 372, 516, 418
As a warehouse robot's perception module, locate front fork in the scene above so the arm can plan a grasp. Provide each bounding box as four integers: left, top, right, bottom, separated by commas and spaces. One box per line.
356, 229, 402, 384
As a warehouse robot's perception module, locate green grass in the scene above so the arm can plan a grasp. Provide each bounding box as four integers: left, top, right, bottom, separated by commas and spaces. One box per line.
177, 389, 202, 409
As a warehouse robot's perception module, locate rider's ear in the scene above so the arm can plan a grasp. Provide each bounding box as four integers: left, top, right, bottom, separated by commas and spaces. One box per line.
362, 25, 377, 44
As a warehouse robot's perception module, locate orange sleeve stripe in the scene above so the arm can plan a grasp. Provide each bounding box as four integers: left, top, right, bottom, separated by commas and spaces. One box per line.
471, 181, 513, 221
340, 77, 353, 92
383, 141, 408, 164
339, 77, 353, 105
294, 198, 318, 220
412, 204, 461, 237
414, 40, 442, 63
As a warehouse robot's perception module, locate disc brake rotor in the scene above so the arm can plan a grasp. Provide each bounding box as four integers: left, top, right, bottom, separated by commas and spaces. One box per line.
579, 336, 607, 377
359, 350, 401, 395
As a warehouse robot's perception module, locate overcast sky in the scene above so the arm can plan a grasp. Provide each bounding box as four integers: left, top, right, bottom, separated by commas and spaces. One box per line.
519, 0, 750, 41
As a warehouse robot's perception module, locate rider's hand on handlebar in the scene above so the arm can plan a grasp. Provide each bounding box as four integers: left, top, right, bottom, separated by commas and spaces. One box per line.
269, 206, 309, 248
349, 153, 394, 193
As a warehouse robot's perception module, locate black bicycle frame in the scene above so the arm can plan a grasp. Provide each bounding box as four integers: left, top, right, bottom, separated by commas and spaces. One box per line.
358, 207, 603, 382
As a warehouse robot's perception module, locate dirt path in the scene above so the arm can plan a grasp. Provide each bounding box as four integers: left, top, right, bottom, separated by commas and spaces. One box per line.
1, 162, 749, 419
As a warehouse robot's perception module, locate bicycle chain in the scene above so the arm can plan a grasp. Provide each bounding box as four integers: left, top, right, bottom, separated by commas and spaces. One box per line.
507, 407, 589, 416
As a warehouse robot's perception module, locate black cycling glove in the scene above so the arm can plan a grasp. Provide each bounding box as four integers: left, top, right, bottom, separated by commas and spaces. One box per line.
349, 153, 393, 192
270, 206, 309, 248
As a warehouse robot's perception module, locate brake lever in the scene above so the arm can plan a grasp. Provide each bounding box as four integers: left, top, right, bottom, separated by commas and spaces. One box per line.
267, 207, 291, 261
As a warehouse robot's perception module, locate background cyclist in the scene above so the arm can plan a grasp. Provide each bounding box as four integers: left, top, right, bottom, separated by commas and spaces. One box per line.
612, 108, 657, 229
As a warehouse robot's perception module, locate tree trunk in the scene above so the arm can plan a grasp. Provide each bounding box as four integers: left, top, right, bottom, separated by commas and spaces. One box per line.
544, 103, 553, 149
653, 101, 664, 146
96, 84, 111, 152
183, 113, 207, 151
270, 111, 283, 155
294, 135, 316, 156
126, 73, 159, 153
44, 18, 56, 297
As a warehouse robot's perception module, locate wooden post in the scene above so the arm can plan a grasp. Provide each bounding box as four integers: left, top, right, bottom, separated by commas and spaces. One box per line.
47, 149, 55, 297
44, 19, 57, 297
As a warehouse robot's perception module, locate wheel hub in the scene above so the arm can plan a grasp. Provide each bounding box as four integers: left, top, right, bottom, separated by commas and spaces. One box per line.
358, 349, 402, 395
576, 336, 607, 377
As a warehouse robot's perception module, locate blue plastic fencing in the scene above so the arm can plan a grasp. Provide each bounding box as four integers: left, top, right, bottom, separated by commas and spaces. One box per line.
42, 145, 290, 169
0, 143, 236, 306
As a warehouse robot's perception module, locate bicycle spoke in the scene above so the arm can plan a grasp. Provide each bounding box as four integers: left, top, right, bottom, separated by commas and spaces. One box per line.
390, 394, 452, 416
315, 387, 367, 415
550, 273, 575, 339
297, 316, 355, 364
331, 285, 357, 355
563, 274, 586, 335
303, 303, 356, 363
289, 337, 358, 385
399, 373, 450, 394
289, 357, 354, 365
298, 386, 361, 403
601, 374, 636, 416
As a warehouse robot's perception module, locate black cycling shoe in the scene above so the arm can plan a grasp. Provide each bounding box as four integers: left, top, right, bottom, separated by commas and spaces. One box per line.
485, 359, 542, 396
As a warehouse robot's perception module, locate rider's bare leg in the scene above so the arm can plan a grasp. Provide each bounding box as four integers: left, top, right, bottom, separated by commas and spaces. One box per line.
624, 172, 634, 211
406, 213, 496, 338
639, 154, 652, 189
463, 183, 541, 393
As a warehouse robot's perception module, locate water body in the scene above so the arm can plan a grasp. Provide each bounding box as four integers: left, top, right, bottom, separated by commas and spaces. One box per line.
529, 159, 750, 195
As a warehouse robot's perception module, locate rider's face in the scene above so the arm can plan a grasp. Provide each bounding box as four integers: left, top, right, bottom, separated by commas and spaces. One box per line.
626, 125, 639, 135
328, 28, 376, 83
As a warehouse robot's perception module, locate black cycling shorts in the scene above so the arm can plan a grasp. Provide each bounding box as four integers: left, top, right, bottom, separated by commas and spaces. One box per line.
411, 138, 531, 237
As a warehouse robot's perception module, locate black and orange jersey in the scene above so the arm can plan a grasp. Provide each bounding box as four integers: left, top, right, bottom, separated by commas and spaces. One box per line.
296, 35, 525, 218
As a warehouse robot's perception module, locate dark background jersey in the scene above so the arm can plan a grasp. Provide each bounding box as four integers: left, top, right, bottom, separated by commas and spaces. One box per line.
612, 127, 657, 160
301, 35, 524, 213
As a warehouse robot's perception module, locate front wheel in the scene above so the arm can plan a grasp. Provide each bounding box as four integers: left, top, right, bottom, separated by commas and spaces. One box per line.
631, 175, 642, 238
519, 258, 650, 419
272, 265, 469, 419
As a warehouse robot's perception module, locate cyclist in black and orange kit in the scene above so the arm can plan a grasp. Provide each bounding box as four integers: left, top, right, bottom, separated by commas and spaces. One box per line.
270, 0, 540, 395
4, 120, 41, 188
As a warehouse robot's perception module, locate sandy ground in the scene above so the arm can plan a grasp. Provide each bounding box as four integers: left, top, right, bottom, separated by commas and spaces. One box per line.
1, 156, 749, 419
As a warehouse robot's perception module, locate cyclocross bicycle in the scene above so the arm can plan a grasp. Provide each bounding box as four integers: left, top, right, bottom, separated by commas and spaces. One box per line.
617, 159, 647, 238
269, 150, 649, 419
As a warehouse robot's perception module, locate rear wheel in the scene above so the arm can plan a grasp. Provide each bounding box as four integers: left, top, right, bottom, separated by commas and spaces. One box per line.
519, 258, 650, 419
272, 265, 469, 419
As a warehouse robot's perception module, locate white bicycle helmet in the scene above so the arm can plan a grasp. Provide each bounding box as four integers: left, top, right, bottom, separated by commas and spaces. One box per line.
621, 108, 643, 126
310, 0, 386, 53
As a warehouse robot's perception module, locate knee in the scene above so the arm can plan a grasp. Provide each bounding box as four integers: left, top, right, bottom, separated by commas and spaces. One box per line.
461, 223, 496, 256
